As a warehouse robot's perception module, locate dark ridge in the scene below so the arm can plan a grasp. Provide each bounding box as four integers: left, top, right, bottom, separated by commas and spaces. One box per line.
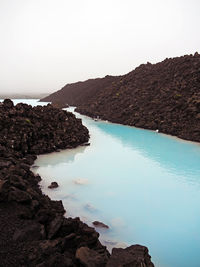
0, 99, 154, 266
41, 75, 120, 106
41, 53, 200, 143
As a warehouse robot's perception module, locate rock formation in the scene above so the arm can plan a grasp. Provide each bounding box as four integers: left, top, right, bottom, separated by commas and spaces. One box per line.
41, 53, 200, 142
48, 182, 59, 189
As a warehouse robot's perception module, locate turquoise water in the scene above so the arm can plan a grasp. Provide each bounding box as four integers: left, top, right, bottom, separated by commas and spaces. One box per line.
5, 100, 200, 267
12, 99, 49, 107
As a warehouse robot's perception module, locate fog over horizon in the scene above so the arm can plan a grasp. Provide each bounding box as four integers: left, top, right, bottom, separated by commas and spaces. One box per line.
0, 0, 199, 94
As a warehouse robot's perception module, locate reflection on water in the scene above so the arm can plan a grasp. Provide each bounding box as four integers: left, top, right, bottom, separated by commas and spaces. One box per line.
33, 145, 87, 167
15, 102, 200, 267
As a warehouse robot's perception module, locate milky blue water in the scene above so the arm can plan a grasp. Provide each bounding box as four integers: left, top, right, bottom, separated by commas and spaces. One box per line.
5, 100, 200, 267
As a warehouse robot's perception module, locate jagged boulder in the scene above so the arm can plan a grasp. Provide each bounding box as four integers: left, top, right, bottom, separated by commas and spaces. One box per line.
76, 246, 107, 267
47, 215, 64, 239
106, 245, 154, 267
13, 222, 46, 242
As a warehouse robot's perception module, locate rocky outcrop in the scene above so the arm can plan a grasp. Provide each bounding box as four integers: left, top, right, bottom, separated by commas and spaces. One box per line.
41, 53, 200, 143
76, 246, 109, 267
48, 181, 59, 189
0, 99, 154, 266
106, 245, 154, 267
41, 75, 119, 107
93, 221, 109, 229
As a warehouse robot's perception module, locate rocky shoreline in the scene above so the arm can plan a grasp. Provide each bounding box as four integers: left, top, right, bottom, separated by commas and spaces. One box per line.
41, 53, 200, 143
0, 99, 154, 266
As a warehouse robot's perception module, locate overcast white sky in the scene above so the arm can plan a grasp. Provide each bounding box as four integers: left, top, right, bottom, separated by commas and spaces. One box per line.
0, 0, 199, 94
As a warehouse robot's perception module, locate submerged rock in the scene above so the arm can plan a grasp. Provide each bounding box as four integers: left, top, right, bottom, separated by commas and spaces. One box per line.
84, 203, 97, 212
48, 181, 59, 189
74, 178, 89, 185
93, 221, 109, 229
81, 142, 90, 146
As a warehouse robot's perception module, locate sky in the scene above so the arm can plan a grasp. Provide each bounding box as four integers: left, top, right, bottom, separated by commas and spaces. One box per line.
0, 0, 199, 94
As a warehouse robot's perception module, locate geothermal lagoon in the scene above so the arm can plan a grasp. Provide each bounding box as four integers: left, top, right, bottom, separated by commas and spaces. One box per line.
12, 100, 200, 267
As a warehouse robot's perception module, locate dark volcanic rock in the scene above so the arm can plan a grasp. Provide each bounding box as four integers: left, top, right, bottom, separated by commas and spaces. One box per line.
47, 215, 64, 239
106, 245, 154, 267
48, 181, 59, 189
76, 246, 108, 267
3, 98, 14, 108
0, 160, 12, 168
13, 222, 46, 242
41, 53, 200, 143
0, 179, 9, 201
0, 100, 89, 156
41, 75, 117, 107
8, 187, 32, 203
51, 101, 69, 109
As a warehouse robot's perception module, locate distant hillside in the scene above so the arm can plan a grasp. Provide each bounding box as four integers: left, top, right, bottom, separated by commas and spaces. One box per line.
41, 53, 200, 142
0, 93, 49, 99
41, 75, 119, 105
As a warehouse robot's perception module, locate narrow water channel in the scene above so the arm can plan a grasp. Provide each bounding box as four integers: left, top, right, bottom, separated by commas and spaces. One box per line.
11, 100, 200, 267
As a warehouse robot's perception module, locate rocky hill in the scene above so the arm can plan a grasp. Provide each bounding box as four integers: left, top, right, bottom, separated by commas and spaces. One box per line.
0, 99, 154, 266
41, 53, 200, 142
41, 75, 119, 106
